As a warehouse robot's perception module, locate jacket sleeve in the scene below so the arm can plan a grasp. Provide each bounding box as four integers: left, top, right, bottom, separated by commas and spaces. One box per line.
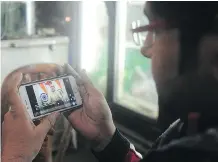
92, 129, 142, 162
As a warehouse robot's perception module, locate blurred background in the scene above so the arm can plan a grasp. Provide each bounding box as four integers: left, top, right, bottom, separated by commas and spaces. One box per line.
1, 1, 160, 162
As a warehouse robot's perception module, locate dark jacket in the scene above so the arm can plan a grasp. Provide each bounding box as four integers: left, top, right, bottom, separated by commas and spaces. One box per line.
93, 117, 218, 162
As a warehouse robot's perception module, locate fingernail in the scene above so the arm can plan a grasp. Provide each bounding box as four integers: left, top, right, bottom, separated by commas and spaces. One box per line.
19, 73, 23, 83
82, 69, 86, 73
56, 65, 64, 75
64, 63, 69, 69
53, 112, 60, 118
28, 64, 35, 70
24, 74, 31, 81
63, 63, 70, 73
14, 73, 23, 80
52, 72, 57, 77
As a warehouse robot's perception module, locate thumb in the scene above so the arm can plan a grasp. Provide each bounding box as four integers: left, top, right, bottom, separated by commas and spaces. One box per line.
80, 69, 93, 86
35, 112, 60, 142
77, 69, 96, 99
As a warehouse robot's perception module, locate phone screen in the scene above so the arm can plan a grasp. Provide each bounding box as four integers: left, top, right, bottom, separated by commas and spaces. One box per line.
25, 77, 78, 117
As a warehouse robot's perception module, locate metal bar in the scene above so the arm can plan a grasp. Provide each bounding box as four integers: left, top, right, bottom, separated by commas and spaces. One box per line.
1, 36, 69, 48
68, 1, 83, 68
106, 1, 116, 102
26, 1, 35, 36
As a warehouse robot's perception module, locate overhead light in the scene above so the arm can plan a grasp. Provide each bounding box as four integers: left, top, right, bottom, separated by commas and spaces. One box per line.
65, 16, 71, 22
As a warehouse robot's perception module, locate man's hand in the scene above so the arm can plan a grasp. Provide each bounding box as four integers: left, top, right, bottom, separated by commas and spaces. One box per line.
61, 64, 116, 149
1, 72, 59, 162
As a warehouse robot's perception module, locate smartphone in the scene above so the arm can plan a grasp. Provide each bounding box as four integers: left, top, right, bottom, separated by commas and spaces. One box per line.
19, 75, 82, 120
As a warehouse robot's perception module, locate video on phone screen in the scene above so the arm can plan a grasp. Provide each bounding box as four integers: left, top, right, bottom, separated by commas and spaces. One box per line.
26, 78, 78, 117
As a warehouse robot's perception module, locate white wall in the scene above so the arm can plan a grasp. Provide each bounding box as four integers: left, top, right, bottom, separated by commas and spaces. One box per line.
1, 36, 69, 84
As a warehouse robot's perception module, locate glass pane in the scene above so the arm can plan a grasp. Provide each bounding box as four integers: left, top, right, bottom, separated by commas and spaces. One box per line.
80, 1, 108, 95
1, 2, 27, 39
126, 2, 148, 44
114, 1, 158, 119
1, 1, 73, 82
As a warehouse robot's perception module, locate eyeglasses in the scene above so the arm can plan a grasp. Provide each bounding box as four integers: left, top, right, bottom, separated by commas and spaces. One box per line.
131, 20, 167, 47
131, 20, 146, 46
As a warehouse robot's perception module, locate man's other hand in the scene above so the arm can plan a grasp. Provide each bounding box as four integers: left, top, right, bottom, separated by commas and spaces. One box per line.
61, 64, 116, 149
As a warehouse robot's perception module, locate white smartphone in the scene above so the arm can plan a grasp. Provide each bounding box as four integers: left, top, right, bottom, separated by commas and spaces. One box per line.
19, 75, 83, 120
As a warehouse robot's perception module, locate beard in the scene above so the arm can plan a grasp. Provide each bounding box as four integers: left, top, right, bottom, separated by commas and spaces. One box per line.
157, 72, 218, 130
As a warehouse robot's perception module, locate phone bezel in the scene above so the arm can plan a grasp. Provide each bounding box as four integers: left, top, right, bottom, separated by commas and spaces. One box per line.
18, 74, 83, 120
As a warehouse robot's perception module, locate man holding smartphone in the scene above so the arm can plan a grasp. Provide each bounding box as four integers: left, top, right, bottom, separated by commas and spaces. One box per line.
2, 1, 218, 162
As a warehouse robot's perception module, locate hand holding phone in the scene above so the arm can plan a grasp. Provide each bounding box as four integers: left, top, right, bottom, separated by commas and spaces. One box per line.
1, 63, 65, 162
19, 75, 82, 120
2, 72, 60, 162
60, 65, 116, 150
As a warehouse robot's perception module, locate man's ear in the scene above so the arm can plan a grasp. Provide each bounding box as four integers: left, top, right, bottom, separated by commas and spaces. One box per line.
198, 35, 218, 79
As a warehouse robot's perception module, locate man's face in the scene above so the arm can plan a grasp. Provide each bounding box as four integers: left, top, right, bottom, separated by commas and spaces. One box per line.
141, 2, 180, 93
141, 2, 218, 128
136, 2, 182, 127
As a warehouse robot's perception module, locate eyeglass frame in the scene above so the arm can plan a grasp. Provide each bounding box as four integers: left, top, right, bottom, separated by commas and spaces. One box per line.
131, 20, 168, 47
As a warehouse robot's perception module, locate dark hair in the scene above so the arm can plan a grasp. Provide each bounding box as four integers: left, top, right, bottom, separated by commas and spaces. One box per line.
150, 2, 218, 74
158, 72, 218, 130
149, 2, 218, 129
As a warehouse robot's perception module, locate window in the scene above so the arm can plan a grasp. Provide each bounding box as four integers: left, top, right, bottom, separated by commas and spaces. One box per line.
1, 1, 27, 39
80, 1, 108, 95
1, 2, 85, 84
114, 1, 158, 119
1, 1, 72, 83
1, 2, 78, 153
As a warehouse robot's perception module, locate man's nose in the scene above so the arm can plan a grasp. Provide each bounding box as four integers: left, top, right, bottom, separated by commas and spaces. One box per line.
141, 31, 154, 58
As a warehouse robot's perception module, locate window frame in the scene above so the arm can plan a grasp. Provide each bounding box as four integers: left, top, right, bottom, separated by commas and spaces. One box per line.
105, 1, 161, 143
68, 1, 161, 146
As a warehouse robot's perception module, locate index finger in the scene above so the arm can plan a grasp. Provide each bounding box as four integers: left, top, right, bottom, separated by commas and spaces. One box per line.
2, 63, 62, 92
64, 64, 82, 83
35, 112, 60, 143
14, 63, 61, 74
64, 64, 93, 87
